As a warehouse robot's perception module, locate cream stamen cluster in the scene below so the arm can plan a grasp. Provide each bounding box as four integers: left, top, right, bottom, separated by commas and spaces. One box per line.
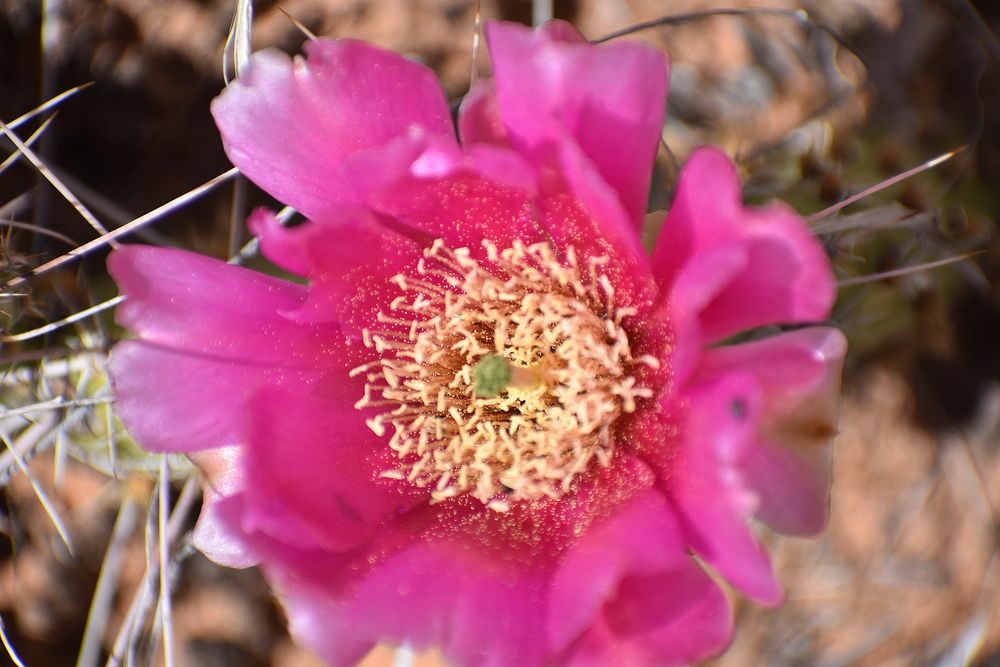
352, 239, 657, 511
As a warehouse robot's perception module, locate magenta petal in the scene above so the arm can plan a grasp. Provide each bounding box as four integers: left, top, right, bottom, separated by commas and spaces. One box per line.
553, 138, 650, 267
242, 384, 425, 553
699, 328, 847, 535
369, 166, 546, 256
457, 80, 509, 147
741, 438, 828, 536
532, 141, 658, 313
257, 508, 554, 667
212, 39, 454, 218
659, 244, 747, 389
110, 341, 317, 453
548, 490, 695, 652
108, 245, 330, 364
567, 569, 732, 667
193, 491, 258, 568
344, 536, 551, 667
245, 209, 311, 277
274, 580, 375, 667
661, 374, 783, 605
186, 447, 259, 568
695, 210, 835, 340
248, 208, 425, 339
485, 20, 668, 227
652, 147, 835, 341
651, 147, 743, 291
192, 494, 256, 568
183, 448, 279, 570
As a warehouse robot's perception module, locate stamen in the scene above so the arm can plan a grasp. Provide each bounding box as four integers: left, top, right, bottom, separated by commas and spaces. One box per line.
350, 240, 655, 510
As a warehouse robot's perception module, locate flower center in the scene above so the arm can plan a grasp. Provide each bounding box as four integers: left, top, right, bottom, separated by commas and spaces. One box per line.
352, 239, 657, 512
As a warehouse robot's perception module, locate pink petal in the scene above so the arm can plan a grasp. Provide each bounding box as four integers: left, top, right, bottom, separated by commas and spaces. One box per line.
548, 490, 718, 655
657, 244, 747, 390
368, 165, 547, 258
566, 569, 732, 667
741, 438, 828, 537
237, 455, 661, 667
186, 448, 258, 567
457, 80, 508, 147
698, 328, 847, 535
409, 139, 540, 196
242, 384, 426, 553
328, 458, 659, 666
211, 39, 454, 219
652, 147, 835, 342
695, 216, 834, 340
244, 511, 543, 667
251, 500, 555, 667
109, 341, 318, 453
651, 147, 742, 290
248, 208, 424, 341
192, 494, 256, 568
108, 244, 338, 454
271, 574, 376, 667
108, 245, 334, 364
659, 374, 782, 605
552, 138, 651, 271
344, 536, 551, 667
533, 142, 658, 313
193, 494, 258, 569
485, 20, 668, 227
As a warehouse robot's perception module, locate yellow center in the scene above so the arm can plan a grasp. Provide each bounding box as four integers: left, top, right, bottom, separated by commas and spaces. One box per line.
351, 239, 657, 512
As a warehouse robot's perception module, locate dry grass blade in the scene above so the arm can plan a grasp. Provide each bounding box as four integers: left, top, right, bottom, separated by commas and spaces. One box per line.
469, 0, 482, 85
0, 117, 114, 241
157, 456, 175, 667
2, 167, 238, 290
0, 613, 28, 667
4, 82, 93, 132
809, 146, 967, 224
837, 251, 985, 287
0, 395, 112, 419
533, 0, 552, 26
277, 7, 317, 40
592, 6, 867, 70
811, 203, 931, 236
46, 165, 177, 247
76, 495, 142, 667
1, 296, 123, 341
4, 195, 285, 341
0, 192, 32, 221
934, 613, 989, 667
105, 385, 117, 478
223, 0, 253, 85
0, 412, 57, 486
105, 478, 198, 667
0, 113, 57, 176
228, 176, 248, 258
0, 425, 75, 555
0, 219, 77, 246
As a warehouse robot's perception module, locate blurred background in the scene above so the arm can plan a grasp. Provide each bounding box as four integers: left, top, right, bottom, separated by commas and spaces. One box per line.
1, 0, 999, 665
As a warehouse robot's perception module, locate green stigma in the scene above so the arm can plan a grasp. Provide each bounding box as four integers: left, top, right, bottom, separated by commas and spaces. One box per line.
473, 354, 513, 397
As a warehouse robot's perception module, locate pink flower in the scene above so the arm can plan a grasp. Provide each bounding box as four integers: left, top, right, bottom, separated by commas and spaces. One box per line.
109, 20, 845, 667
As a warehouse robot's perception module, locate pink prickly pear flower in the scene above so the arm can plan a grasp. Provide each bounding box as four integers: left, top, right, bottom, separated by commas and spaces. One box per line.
109, 19, 846, 667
